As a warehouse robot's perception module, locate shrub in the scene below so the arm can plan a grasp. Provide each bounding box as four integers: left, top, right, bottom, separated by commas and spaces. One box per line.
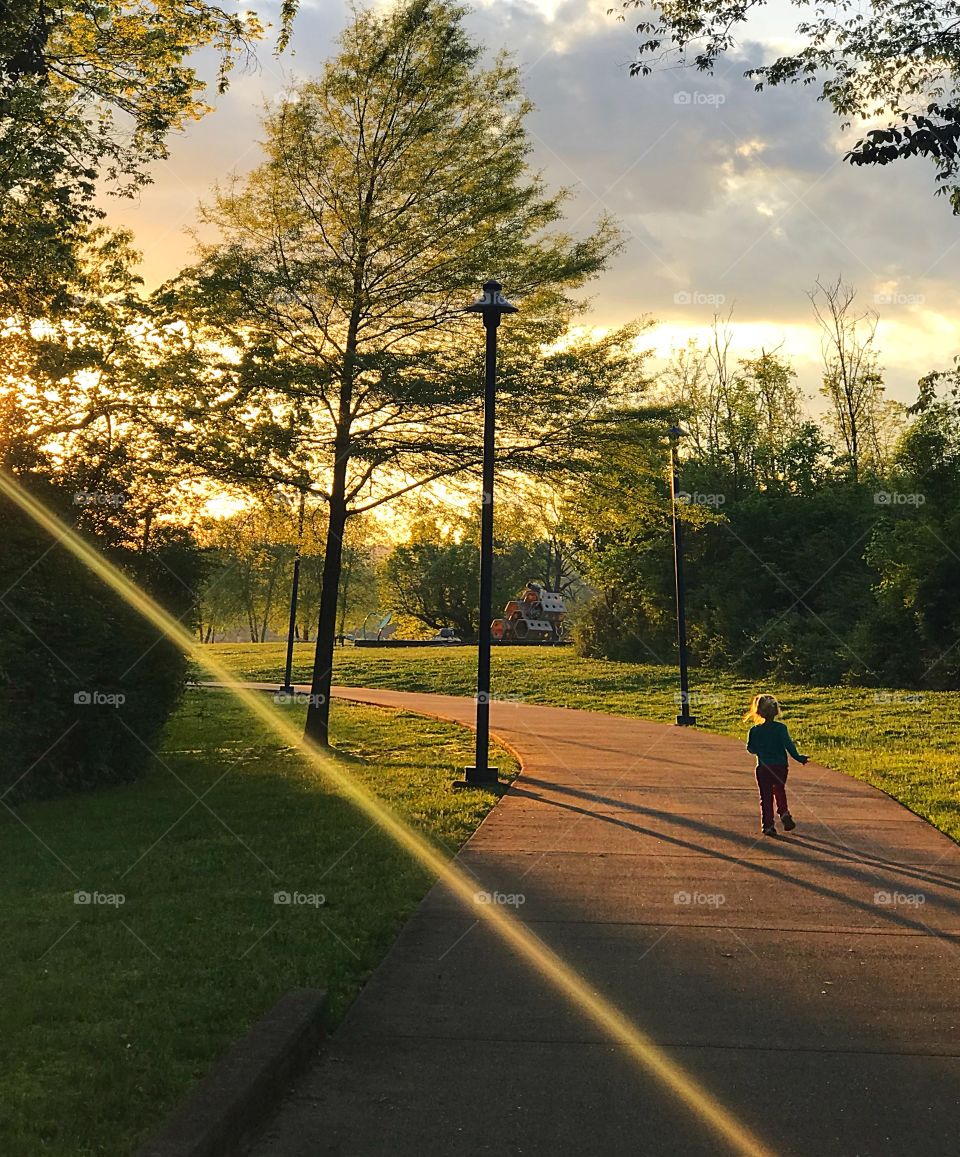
0, 476, 201, 802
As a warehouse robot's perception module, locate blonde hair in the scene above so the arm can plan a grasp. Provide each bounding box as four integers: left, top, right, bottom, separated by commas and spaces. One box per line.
743, 693, 781, 724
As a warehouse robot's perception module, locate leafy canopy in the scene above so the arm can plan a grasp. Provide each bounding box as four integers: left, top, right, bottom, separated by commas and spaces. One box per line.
0, 0, 292, 313
158, 0, 628, 511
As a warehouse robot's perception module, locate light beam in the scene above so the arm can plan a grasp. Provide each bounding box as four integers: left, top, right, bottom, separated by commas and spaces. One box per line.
0, 468, 774, 1157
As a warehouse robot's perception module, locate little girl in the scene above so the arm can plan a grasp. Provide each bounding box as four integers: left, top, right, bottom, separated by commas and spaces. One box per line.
743, 694, 808, 837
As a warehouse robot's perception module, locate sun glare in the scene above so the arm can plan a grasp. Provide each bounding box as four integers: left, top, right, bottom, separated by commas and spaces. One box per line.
0, 467, 773, 1157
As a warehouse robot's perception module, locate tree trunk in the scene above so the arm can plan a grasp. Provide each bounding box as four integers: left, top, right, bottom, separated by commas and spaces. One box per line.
849, 408, 859, 482
304, 492, 348, 745
304, 321, 358, 746
338, 553, 354, 639
304, 178, 371, 746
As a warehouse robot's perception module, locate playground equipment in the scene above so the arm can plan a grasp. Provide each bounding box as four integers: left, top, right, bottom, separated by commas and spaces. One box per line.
492, 581, 566, 644
353, 613, 462, 648
357, 611, 397, 642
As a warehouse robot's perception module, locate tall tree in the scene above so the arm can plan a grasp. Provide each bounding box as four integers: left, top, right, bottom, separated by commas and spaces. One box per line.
382, 513, 549, 640
0, 0, 279, 315
660, 325, 805, 494
162, 0, 630, 746
739, 349, 804, 487
618, 0, 960, 209
809, 276, 886, 481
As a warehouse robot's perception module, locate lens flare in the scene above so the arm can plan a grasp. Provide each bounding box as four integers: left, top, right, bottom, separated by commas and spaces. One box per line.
0, 469, 773, 1157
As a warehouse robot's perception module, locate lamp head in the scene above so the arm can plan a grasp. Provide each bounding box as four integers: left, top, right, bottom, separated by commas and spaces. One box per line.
466, 279, 518, 316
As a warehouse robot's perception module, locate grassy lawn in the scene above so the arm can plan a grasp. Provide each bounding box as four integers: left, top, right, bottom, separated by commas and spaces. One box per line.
5, 650, 955, 1153
205, 643, 960, 845
0, 690, 517, 1157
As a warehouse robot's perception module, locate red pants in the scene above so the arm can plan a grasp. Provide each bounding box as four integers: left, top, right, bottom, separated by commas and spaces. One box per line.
755, 763, 789, 828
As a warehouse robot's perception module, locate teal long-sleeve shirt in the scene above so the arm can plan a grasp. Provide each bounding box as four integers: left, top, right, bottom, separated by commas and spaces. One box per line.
746, 719, 804, 766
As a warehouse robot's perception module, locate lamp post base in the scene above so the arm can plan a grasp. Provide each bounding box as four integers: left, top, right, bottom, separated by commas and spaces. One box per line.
454, 766, 502, 790
676, 714, 698, 727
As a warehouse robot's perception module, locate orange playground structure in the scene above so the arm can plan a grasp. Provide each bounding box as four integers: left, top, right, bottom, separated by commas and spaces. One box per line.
491, 581, 566, 643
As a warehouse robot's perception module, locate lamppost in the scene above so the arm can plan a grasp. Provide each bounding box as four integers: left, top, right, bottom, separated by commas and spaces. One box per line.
280, 487, 307, 696
461, 279, 517, 785
668, 425, 697, 726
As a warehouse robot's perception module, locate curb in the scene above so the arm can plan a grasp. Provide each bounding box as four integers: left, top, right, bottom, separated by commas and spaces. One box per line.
135, 987, 326, 1157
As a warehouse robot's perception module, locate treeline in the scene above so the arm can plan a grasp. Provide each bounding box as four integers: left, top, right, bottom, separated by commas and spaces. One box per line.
196, 504, 576, 644
4, 0, 959, 807
2, 0, 652, 757
570, 302, 960, 689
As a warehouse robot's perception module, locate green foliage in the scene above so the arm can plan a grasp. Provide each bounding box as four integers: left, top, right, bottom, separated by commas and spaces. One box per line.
854, 401, 960, 685
0, 689, 516, 1155
566, 333, 960, 688
382, 514, 550, 640
0, 0, 283, 316
195, 499, 379, 643
685, 486, 879, 683
197, 501, 313, 643
662, 337, 810, 495
0, 472, 200, 801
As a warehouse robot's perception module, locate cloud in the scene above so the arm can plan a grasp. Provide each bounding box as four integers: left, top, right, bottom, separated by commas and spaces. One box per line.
474, 8, 960, 398
104, 0, 960, 403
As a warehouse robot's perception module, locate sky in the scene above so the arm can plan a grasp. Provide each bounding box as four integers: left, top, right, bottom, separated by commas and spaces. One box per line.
103, 0, 960, 409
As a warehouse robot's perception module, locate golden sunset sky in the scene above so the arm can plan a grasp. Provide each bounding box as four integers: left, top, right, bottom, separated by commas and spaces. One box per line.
102, 0, 960, 410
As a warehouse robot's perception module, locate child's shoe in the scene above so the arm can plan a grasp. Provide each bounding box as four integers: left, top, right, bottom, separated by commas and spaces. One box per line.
762, 825, 778, 838
781, 813, 796, 831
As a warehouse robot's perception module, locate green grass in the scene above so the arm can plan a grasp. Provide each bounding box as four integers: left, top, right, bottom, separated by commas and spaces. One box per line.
205, 643, 960, 845
0, 691, 517, 1157
7, 649, 956, 1152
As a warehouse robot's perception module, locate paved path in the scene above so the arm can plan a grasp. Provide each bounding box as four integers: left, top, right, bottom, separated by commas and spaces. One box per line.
247, 687, 960, 1156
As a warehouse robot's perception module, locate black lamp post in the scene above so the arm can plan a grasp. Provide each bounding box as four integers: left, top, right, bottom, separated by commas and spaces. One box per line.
461, 279, 517, 785
280, 487, 307, 697
668, 425, 696, 726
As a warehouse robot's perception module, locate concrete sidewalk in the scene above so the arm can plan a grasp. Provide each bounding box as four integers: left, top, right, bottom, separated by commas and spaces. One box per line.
249, 688, 960, 1156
